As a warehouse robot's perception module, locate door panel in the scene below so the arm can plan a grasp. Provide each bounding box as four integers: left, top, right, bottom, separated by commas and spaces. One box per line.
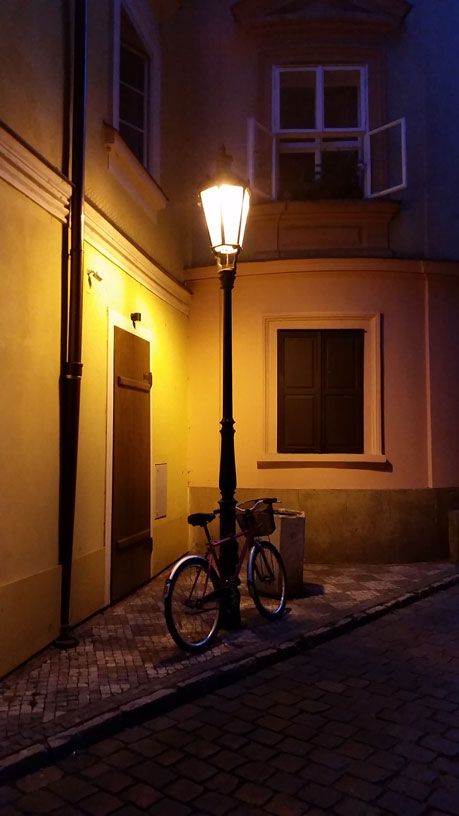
111, 326, 152, 602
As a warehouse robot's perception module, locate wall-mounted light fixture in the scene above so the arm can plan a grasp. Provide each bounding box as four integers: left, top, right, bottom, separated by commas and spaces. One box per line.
131, 312, 142, 328
87, 269, 103, 287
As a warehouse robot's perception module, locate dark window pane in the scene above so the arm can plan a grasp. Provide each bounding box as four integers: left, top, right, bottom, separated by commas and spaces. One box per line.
120, 84, 144, 129
278, 330, 320, 452
321, 150, 362, 199
323, 395, 363, 452
284, 335, 316, 388
323, 332, 361, 389
119, 12, 148, 166
324, 70, 360, 128
119, 122, 144, 163
120, 45, 145, 92
280, 71, 315, 129
278, 152, 316, 200
284, 396, 317, 449
278, 329, 363, 453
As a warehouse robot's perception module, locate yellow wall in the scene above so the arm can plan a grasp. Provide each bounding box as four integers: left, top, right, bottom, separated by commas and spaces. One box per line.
70, 240, 189, 622
0, 184, 62, 674
187, 259, 459, 493
0, 1, 64, 169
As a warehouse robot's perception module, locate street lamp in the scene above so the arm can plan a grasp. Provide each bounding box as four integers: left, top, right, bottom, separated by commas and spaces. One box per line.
198, 146, 250, 628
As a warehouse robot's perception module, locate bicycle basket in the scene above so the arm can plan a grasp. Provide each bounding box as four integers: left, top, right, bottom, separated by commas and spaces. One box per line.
236, 500, 275, 536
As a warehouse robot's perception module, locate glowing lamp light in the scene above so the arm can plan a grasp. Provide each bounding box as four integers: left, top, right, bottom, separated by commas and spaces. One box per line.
199, 146, 250, 268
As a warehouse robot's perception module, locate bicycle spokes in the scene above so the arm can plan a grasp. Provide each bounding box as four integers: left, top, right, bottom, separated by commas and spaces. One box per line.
250, 542, 287, 618
165, 558, 222, 651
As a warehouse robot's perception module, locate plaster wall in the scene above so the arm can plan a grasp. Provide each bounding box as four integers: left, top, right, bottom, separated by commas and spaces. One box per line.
164, 0, 459, 266
71, 240, 190, 623
84, 0, 186, 280
0, 183, 61, 675
188, 259, 431, 492
0, 185, 61, 584
0, 0, 65, 170
385, 0, 459, 260
427, 269, 459, 487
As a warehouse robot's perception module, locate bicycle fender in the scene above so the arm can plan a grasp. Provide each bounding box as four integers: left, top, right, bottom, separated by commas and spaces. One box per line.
163, 554, 209, 600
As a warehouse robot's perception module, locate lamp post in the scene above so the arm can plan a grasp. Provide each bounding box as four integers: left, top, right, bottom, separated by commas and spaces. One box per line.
198, 146, 250, 628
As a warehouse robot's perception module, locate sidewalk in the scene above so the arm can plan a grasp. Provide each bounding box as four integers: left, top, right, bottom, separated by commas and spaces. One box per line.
1, 561, 458, 782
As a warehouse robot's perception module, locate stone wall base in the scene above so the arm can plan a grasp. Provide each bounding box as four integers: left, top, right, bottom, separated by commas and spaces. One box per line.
189, 487, 459, 563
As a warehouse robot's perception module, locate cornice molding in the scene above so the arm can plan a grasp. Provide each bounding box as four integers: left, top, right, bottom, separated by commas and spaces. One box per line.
0, 124, 71, 223
232, 0, 412, 32
85, 203, 190, 315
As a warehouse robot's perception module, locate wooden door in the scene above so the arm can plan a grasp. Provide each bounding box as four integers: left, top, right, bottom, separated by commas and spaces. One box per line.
111, 326, 152, 602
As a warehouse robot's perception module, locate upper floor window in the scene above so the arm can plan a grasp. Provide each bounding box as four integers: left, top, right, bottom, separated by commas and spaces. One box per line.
105, 1, 166, 221
119, 10, 148, 165
248, 63, 406, 203
111, 0, 161, 178
274, 65, 367, 200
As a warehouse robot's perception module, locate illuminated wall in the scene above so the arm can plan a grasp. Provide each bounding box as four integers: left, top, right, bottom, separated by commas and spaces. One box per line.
187, 258, 459, 560
0, 0, 191, 677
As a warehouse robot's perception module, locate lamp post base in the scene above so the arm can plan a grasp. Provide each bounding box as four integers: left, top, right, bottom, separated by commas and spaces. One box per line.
220, 580, 241, 630
54, 626, 79, 649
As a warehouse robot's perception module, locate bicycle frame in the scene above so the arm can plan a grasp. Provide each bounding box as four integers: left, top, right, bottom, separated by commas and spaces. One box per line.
205, 527, 254, 583
164, 498, 287, 652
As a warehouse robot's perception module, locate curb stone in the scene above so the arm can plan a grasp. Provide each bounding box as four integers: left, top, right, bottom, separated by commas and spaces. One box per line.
1, 571, 459, 784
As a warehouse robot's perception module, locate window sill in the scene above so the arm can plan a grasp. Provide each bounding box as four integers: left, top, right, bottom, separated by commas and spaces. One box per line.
104, 123, 167, 223
257, 453, 387, 469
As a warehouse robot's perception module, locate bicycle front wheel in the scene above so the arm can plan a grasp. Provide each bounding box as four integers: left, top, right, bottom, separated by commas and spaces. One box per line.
164, 555, 222, 652
248, 540, 287, 620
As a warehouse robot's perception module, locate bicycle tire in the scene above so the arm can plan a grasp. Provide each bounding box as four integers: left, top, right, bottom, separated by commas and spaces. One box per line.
247, 540, 287, 620
164, 555, 222, 652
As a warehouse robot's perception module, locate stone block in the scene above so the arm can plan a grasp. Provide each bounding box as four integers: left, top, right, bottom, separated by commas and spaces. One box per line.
271, 511, 305, 597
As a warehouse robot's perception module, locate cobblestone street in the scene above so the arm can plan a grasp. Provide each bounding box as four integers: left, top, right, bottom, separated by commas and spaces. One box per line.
1, 583, 458, 815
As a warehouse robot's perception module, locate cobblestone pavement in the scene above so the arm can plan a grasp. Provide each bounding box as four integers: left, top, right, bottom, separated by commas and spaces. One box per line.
1, 584, 459, 815
0, 562, 458, 781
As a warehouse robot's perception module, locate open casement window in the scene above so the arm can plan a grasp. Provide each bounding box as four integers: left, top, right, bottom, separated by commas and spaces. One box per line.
364, 118, 407, 197
247, 118, 276, 199
247, 63, 407, 201
119, 9, 149, 166
277, 329, 364, 454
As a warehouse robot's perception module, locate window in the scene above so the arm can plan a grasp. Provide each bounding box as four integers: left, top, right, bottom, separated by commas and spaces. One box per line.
277, 329, 364, 453
106, 1, 166, 221
247, 63, 406, 202
119, 10, 148, 165
274, 65, 367, 201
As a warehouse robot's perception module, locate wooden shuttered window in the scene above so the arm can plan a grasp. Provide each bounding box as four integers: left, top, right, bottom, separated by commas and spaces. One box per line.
277, 329, 364, 453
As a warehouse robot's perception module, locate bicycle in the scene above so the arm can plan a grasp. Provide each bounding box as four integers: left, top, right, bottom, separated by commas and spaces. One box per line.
164, 497, 287, 652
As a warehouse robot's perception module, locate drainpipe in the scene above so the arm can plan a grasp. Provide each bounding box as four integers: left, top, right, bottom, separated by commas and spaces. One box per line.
55, 0, 87, 648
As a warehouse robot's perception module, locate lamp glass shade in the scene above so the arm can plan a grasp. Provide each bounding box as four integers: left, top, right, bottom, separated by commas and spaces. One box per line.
200, 182, 250, 255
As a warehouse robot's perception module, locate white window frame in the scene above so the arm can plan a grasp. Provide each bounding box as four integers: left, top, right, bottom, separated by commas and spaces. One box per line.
262, 313, 385, 465
272, 65, 368, 135
247, 118, 277, 200
112, 0, 160, 178
364, 118, 407, 198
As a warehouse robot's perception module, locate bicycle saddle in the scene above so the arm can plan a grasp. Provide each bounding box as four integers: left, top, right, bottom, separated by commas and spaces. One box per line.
187, 512, 215, 527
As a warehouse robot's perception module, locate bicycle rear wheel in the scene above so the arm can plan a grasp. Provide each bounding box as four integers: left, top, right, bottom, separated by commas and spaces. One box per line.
164, 555, 222, 652
248, 540, 287, 620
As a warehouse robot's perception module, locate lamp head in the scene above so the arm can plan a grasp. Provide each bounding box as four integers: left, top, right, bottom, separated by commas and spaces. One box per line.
198, 146, 250, 270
